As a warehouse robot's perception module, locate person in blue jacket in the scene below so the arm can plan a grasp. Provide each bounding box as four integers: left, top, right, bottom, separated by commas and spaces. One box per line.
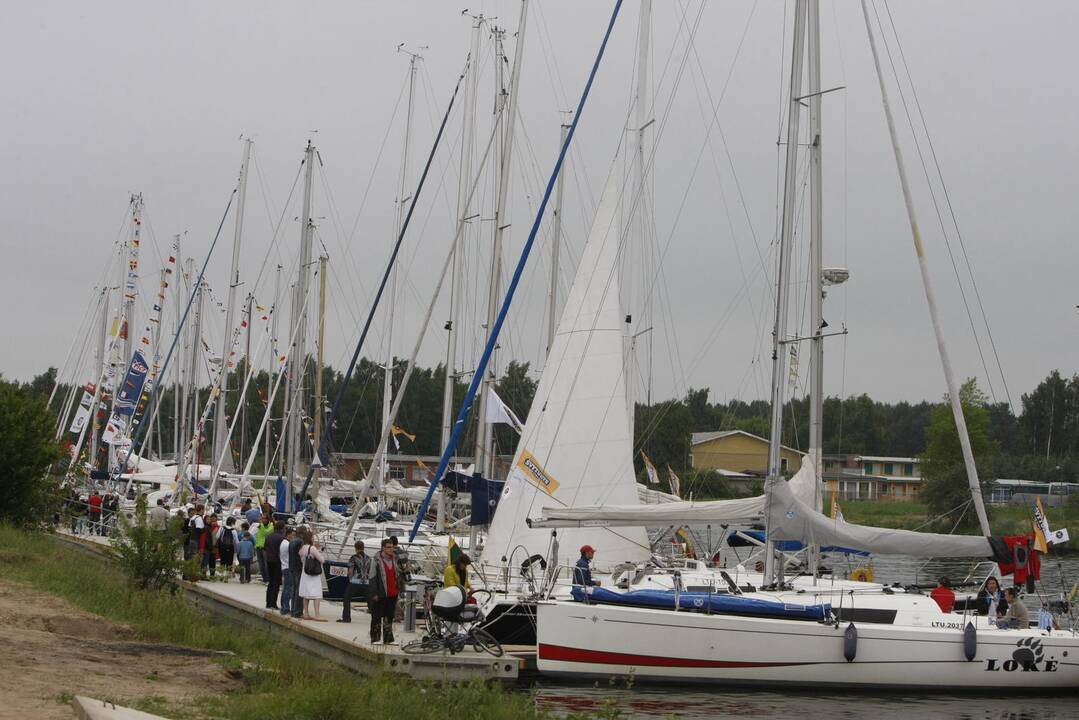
573, 545, 601, 587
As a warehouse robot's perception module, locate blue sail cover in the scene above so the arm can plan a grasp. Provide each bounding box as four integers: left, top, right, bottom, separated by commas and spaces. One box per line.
727, 529, 871, 557
571, 586, 831, 621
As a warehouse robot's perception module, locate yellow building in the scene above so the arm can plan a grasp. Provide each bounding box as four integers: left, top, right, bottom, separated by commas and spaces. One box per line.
689, 430, 804, 475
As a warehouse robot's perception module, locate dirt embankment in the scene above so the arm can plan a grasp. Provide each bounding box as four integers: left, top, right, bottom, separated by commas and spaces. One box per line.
0, 578, 239, 719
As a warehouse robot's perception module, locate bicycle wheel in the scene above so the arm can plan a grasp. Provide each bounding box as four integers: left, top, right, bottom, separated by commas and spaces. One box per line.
470, 627, 504, 657
402, 637, 446, 655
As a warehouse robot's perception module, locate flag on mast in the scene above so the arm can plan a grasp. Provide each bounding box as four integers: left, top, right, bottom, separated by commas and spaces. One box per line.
830, 491, 843, 522
666, 464, 681, 497
390, 424, 416, 451
640, 450, 659, 485
1033, 498, 1052, 553
484, 386, 524, 433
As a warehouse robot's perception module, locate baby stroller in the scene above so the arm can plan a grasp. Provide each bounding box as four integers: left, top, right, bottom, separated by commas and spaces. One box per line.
403, 585, 503, 656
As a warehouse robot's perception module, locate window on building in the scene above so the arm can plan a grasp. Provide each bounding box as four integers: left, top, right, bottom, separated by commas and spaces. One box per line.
904, 463, 914, 476
781, 457, 788, 473
883, 463, 894, 475
863, 462, 873, 475
388, 465, 406, 481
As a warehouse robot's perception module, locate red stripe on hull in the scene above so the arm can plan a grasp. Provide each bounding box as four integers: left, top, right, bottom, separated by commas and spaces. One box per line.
539, 643, 806, 668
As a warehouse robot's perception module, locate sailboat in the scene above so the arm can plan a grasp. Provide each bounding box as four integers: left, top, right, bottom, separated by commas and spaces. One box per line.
530, 0, 1079, 690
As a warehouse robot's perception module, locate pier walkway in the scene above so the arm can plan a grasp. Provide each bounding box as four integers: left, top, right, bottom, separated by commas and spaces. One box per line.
55, 531, 526, 683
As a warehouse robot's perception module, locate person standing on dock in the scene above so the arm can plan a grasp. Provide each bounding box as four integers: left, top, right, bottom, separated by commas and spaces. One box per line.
254, 514, 273, 582
369, 538, 400, 644
298, 529, 326, 621
264, 520, 285, 610
278, 526, 295, 616
338, 541, 371, 623
88, 491, 102, 535
236, 531, 254, 583
287, 526, 304, 619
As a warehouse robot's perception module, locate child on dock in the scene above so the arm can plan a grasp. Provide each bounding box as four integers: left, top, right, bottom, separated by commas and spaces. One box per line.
236, 531, 255, 583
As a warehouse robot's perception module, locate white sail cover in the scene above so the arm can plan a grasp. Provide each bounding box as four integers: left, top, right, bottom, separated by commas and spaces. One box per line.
765, 470, 994, 557
529, 453, 819, 528
483, 167, 650, 569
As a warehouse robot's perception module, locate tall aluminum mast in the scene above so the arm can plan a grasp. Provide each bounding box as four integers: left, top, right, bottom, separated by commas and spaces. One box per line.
764, 0, 808, 586
380, 48, 421, 496
285, 141, 316, 510
212, 138, 251, 482
476, 0, 529, 480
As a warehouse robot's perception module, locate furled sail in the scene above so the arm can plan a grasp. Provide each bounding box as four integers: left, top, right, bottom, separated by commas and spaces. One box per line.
531, 452, 820, 529
482, 165, 650, 569
765, 468, 994, 557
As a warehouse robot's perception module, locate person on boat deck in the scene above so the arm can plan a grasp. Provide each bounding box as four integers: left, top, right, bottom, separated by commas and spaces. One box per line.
1000, 587, 1030, 629
930, 576, 956, 613
976, 576, 1008, 618
574, 545, 601, 587
444, 553, 473, 591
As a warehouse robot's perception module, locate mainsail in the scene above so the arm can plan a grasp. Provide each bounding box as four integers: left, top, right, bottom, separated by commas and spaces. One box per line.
482, 165, 650, 569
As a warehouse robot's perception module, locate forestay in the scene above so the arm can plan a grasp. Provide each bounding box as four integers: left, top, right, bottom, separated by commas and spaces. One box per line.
482, 165, 650, 570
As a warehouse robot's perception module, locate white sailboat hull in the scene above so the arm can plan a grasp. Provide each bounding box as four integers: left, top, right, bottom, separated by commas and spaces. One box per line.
536, 601, 1079, 690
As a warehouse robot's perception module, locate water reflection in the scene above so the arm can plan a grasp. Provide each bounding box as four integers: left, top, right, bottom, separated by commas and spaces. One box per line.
534, 683, 1079, 720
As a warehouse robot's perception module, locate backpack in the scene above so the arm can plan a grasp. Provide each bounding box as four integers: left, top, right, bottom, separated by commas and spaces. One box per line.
219, 527, 234, 550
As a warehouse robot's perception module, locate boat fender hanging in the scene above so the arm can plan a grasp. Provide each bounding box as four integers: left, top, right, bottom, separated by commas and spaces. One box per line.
963, 622, 977, 662
843, 622, 858, 663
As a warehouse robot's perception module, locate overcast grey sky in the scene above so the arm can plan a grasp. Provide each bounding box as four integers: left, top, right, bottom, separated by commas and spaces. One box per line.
2, 0, 1076, 410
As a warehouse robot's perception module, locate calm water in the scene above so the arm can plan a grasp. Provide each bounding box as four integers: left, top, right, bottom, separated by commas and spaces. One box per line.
532, 553, 1079, 719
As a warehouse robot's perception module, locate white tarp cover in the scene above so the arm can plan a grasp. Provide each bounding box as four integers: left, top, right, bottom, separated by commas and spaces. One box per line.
765, 471, 993, 557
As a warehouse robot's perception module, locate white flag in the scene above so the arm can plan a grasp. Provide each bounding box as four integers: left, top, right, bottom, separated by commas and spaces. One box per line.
485, 387, 523, 433
640, 450, 659, 485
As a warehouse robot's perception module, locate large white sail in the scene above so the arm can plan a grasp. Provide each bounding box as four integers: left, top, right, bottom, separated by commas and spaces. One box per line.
483, 165, 650, 570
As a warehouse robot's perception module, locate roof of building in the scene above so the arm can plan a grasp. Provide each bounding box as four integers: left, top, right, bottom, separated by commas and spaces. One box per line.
857, 455, 920, 464
690, 429, 804, 457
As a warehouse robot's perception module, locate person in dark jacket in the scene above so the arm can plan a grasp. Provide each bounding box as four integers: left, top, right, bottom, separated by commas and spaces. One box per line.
976, 576, 1008, 618
264, 520, 285, 610
287, 526, 305, 618
368, 538, 400, 644
338, 541, 372, 623
574, 545, 601, 587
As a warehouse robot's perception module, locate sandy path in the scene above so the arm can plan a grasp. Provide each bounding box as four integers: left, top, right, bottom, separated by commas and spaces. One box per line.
0, 578, 239, 719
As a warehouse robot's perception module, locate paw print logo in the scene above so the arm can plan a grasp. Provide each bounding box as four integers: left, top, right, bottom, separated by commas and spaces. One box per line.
1012, 637, 1044, 666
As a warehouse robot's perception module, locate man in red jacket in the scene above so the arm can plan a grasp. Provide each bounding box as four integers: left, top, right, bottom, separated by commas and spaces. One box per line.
930, 576, 956, 613
87, 492, 103, 535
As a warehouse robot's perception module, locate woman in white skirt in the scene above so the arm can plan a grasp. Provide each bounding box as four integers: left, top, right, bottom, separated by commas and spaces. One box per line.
297, 529, 326, 621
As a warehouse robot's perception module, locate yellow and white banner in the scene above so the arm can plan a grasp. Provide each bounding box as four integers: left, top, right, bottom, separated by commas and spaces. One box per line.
515, 448, 560, 496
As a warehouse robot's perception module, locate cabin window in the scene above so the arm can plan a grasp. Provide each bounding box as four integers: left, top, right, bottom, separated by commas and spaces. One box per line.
781, 458, 788, 473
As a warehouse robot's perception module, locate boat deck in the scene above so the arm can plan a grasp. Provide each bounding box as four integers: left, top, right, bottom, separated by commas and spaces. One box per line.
55, 531, 528, 682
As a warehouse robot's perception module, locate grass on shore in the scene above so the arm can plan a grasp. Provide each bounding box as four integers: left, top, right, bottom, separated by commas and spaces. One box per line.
839, 499, 1079, 544
0, 525, 574, 720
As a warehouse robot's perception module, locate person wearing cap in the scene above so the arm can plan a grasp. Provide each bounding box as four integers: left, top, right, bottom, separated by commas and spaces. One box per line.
574, 545, 601, 587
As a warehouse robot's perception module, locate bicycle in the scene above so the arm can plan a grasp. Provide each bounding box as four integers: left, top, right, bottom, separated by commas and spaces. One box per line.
402, 586, 503, 657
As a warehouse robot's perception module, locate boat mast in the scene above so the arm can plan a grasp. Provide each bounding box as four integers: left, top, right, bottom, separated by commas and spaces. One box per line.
312, 254, 328, 467
123, 194, 142, 371
285, 141, 316, 511
439, 15, 485, 532
477, 0, 528, 480
764, 0, 808, 586
267, 263, 281, 480
859, 0, 991, 535
212, 138, 251, 482
547, 121, 569, 355
84, 286, 112, 474
381, 49, 420, 497
172, 235, 182, 464
636, 0, 653, 406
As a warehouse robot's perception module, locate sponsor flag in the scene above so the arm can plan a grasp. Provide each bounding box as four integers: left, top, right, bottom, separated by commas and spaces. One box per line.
666, 464, 681, 497
513, 448, 560, 496
68, 388, 95, 434
100, 349, 151, 445
484, 386, 524, 432
640, 450, 659, 485
1033, 498, 1052, 553
830, 491, 844, 521
674, 526, 695, 558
